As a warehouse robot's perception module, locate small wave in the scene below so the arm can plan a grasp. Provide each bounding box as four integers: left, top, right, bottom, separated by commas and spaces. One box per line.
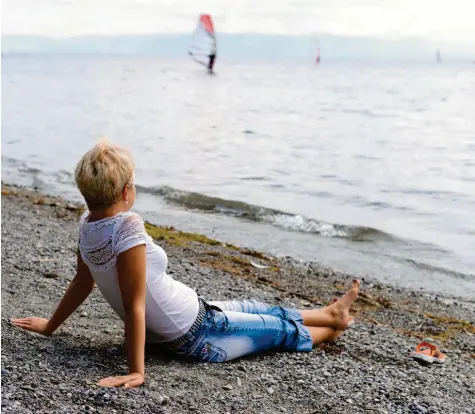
136, 184, 394, 242
403, 258, 475, 282
240, 176, 266, 181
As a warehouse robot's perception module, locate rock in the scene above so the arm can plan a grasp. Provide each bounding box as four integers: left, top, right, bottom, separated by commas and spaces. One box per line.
237, 378, 242, 387
105, 347, 120, 356
222, 384, 233, 391
158, 395, 170, 406
43, 272, 60, 279
80, 312, 88, 317
267, 387, 274, 395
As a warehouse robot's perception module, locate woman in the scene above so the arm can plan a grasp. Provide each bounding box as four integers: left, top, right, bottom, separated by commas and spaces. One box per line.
12, 141, 360, 388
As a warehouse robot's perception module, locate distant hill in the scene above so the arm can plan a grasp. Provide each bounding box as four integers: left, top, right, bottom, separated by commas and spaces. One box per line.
2, 33, 474, 61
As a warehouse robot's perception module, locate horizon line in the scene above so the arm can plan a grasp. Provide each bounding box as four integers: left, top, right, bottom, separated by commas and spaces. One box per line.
3, 32, 475, 45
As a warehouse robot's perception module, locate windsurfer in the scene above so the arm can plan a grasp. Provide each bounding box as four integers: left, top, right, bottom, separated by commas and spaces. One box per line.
208, 40, 217, 74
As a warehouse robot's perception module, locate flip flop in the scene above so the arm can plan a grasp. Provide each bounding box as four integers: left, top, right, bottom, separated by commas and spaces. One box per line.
410, 338, 446, 364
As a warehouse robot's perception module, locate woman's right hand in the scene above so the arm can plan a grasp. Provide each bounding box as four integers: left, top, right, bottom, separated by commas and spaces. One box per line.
10, 317, 53, 336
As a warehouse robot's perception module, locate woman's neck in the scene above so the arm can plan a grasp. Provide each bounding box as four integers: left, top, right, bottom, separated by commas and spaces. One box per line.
88, 204, 128, 222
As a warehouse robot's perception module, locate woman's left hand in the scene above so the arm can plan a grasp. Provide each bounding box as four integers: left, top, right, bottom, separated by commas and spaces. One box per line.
98, 373, 144, 388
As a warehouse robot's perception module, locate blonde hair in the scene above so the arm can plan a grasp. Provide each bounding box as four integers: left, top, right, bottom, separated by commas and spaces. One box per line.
75, 139, 135, 209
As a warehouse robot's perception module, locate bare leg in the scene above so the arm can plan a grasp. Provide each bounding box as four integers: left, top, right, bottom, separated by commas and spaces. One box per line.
299, 280, 360, 330
307, 326, 340, 345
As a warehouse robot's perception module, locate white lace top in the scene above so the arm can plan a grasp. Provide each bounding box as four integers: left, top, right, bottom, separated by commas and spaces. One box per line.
78, 211, 199, 343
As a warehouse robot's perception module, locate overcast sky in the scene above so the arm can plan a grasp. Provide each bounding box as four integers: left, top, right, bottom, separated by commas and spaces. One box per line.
2, 0, 475, 42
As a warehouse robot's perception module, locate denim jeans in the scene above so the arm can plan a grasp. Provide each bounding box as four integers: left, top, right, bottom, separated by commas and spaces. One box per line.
171, 300, 313, 362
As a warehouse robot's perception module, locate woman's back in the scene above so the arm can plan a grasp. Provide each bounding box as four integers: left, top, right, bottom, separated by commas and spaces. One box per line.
78, 211, 199, 343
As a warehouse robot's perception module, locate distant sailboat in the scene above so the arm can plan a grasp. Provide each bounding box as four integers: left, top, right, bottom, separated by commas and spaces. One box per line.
436, 49, 442, 63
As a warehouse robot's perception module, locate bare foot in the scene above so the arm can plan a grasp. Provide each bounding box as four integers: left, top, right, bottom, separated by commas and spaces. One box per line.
300, 281, 360, 329
327, 280, 360, 330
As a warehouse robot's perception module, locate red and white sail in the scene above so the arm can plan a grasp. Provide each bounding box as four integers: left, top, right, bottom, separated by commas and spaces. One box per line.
188, 14, 217, 67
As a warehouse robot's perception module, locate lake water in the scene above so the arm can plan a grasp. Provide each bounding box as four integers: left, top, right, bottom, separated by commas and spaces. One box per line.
2, 55, 475, 298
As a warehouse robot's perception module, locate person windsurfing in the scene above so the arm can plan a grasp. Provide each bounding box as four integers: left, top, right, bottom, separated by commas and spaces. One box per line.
208, 39, 217, 74
188, 14, 217, 74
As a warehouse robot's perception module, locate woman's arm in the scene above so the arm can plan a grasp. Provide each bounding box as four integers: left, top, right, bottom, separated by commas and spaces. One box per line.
11, 251, 95, 335
97, 244, 146, 388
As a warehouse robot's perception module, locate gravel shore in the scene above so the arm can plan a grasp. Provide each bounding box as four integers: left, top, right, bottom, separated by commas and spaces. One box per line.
2, 184, 474, 414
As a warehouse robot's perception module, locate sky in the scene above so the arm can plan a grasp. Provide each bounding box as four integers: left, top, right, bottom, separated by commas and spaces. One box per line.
2, 0, 475, 43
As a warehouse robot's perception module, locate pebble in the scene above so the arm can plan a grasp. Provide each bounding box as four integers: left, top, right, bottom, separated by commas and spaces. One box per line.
158, 395, 169, 406
237, 378, 242, 387
267, 387, 274, 395
105, 347, 120, 356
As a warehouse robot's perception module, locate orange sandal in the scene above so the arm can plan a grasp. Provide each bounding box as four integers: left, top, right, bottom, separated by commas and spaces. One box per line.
410, 338, 446, 364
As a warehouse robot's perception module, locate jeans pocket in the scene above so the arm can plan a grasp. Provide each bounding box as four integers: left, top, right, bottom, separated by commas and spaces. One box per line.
209, 309, 228, 331
199, 343, 227, 363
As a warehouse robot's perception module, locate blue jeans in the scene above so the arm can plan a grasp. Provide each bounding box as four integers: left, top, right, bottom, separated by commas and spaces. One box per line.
171, 300, 313, 362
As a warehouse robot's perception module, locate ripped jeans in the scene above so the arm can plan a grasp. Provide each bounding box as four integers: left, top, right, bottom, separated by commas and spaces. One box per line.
171, 300, 313, 362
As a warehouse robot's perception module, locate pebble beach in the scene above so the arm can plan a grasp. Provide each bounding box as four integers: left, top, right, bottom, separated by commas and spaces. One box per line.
1, 183, 474, 414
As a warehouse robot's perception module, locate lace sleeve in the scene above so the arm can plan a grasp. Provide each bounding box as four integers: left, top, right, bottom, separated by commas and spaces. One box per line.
79, 210, 90, 226
113, 214, 147, 255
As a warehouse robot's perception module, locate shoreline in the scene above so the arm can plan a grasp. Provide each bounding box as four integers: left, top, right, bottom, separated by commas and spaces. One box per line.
2, 183, 474, 413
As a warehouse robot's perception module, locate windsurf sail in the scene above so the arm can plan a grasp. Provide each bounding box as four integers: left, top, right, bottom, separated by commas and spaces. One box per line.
312, 37, 321, 66
436, 49, 442, 63
188, 14, 216, 69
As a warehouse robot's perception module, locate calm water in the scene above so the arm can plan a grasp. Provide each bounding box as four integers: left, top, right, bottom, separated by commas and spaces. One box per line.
2, 55, 475, 298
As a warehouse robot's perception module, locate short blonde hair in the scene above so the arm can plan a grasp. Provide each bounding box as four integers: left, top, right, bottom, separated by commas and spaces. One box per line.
75, 140, 135, 209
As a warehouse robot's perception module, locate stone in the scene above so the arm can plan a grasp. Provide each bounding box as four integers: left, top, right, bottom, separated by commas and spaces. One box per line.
158, 395, 170, 406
